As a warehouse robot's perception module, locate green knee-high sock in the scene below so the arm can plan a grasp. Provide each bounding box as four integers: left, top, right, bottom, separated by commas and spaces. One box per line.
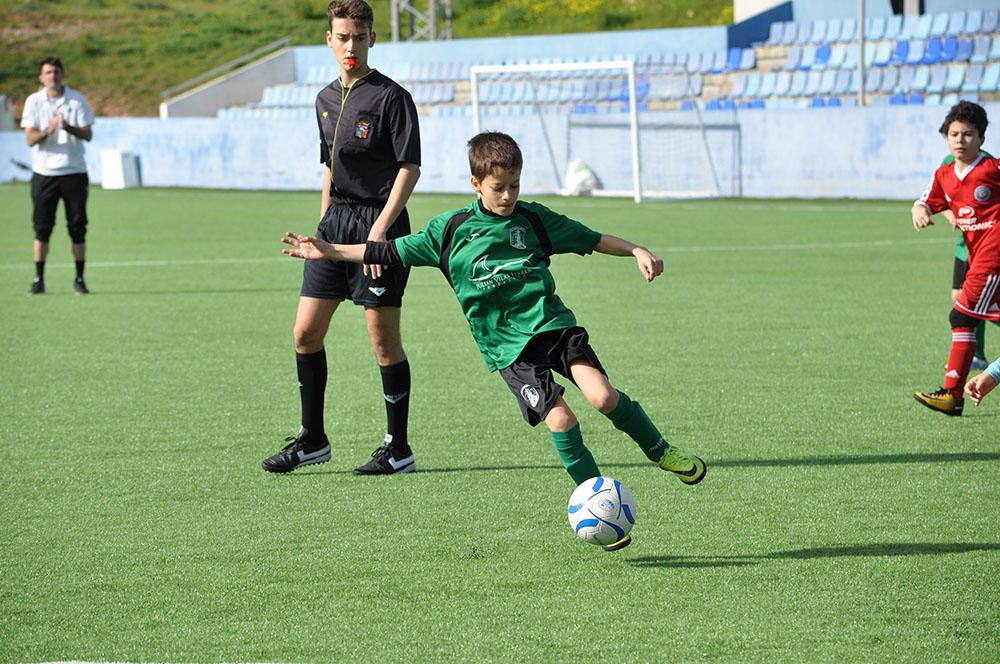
606, 390, 667, 462
551, 425, 600, 485
975, 320, 986, 360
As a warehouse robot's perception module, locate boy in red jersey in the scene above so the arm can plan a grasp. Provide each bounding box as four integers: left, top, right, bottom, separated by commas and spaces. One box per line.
912, 101, 1000, 416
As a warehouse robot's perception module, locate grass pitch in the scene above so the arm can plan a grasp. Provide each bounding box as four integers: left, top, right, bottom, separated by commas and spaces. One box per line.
1, 184, 998, 663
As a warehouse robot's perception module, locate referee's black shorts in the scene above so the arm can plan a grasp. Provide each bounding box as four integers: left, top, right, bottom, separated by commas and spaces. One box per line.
301, 198, 410, 307
31, 172, 89, 243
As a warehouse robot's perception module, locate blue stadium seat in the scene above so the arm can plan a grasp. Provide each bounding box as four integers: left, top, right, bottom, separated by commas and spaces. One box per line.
833, 69, 852, 94
758, 72, 777, 97
989, 37, 1000, 62
980, 63, 1000, 92
818, 69, 837, 94
828, 43, 847, 69
721, 99, 736, 110
828, 96, 842, 107
906, 39, 926, 65
944, 64, 965, 91
910, 65, 931, 92
922, 37, 943, 64
864, 68, 883, 93
804, 71, 822, 96
739, 49, 756, 70
941, 92, 959, 106
784, 46, 802, 71
965, 10, 982, 35
572, 103, 597, 115
940, 36, 958, 62
825, 18, 843, 43
982, 10, 999, 34
963, 63, 985, 92
810, 96, 825, 107
842, 44, 859, 70
879, 67, 899, 93
947, 11, 967, 36
908, 93, 924, 105
926, 64, 948, 93
680, 99, 694, 111
897, 65, 917, 93
955, 38, 974, 62
795, 21, 812, 45
924, 93, 942, 105
872, 41, 892, 67
913, 14, 933, 40
890, 40, 909, 65
810, 19, 828, 44
839, 18, 857, 42
751, 98, 765, 109
799, 44, 817, 70
970, 36, 990, 64
885, 14, 903, 40
889, 93, 906, 105
788, 71, 808, 96
771, 71, 790, 96
737, 100, 753, 109
705, 98, 721, 110
744, 72, 763, 97
813, 43, 832, 69
712, 50, 730, 74
780, 21, 798, 45
866, 16, 886, 40
929, 12, 949, 38
766, 21, 784, 45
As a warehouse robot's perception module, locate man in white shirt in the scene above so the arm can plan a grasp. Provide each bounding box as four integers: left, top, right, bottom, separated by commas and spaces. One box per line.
21, 57, 95, 295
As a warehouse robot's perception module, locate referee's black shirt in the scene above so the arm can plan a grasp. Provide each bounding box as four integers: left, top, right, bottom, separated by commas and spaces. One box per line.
316, 70, 421, 207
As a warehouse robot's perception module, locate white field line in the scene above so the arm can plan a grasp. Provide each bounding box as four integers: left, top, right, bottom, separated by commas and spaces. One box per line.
0, 257, 287, 271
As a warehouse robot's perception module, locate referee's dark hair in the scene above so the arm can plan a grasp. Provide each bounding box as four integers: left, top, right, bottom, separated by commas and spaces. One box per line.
939, 100, 988, 139
467, 132, 523, 180
38, 56, 63, 73
328, 0, 374, 32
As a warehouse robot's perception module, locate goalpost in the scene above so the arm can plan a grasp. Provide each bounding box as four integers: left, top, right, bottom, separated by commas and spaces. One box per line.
469, 60, 736, 201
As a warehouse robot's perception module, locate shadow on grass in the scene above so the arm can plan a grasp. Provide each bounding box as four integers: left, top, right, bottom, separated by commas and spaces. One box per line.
629, 542, 1000, 568
85, 287, 294, 296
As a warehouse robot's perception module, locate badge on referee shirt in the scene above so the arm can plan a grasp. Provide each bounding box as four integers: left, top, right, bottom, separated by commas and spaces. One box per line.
355, 119, 371, 139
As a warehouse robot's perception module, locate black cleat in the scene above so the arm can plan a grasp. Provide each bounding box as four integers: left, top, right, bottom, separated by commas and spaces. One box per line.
74, 277, 89, 295
261, 434, 331, 473
353, 444, 415, 475
29, 278, 45, 295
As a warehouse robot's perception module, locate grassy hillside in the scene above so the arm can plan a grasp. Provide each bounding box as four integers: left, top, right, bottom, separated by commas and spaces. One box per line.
0, 0, 731, 117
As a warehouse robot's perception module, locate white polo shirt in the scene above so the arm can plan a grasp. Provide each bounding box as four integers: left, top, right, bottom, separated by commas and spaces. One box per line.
20, 85, 95, 176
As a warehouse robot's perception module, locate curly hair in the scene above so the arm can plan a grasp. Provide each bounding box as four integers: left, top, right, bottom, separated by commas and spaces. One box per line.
939, 100, 988, 139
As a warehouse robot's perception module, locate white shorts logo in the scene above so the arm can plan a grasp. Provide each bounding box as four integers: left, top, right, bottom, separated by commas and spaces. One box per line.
520, 384, 540, 408
368, 286, 387, 296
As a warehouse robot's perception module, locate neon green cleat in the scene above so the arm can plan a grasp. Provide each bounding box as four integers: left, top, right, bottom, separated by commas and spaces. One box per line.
913, 388, 964, 417
602, 533, 632, 552
657, 446, 707, 485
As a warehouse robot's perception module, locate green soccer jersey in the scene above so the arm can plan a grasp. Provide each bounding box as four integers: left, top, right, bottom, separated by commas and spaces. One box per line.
941, 150, 993, 262
394, 199, 602, 371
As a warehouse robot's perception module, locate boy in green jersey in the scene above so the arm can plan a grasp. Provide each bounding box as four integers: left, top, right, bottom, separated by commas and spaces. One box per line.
282, 132, 706, 550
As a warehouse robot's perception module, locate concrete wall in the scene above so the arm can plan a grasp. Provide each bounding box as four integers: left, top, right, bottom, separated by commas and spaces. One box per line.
3, 102, 998, 199
160, 49, 295, 118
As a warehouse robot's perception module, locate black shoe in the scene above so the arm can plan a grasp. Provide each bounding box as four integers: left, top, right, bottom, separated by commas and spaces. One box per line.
74, 277, 89, 295
261, 434, 331, 473
29, 278, 45, 295
353, 444, 415, 475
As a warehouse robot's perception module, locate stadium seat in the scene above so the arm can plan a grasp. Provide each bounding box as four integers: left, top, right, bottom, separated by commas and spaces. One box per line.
926, 64, 948, 93
721, 99, 736, 110
864, 68, 883, 93
922, 37, 943, 64
955, 38, 974, 62
890, 40, 909, 65
885, 14, 903, 41
730, 74, 748, 98
744, 72, 763, 97
872, 41, 892, 67
925, 93, 942, 105
750, 98, 765, 109
941, 92, 959, 106
689, 74, 704, 96
980, 63, 1000, 92
943, 64, 965, 91
929, 12, 949, 38
799, 44, 817, 70
680, 99, 694, 111
705, 98, 721, 110
866, 16, 886, 41
810, 19, 828, 44
804, 71, 822, 96
963, 63, 985, 92
965, 10, 983, 35
947, 11, 967, 36
737, 99, 753, 109
899, 14, 919, 41
908, 93, 924, 104
897, 65, 917, 93
711, 50, 729, 74
913, 13, 933, 39
906, 39, 926, 65
864, 42, 877, 68
766, 21, 784, 45
827, 43, 848, 69
776, 21, 795, 45
825, 18, 843, 43
982, 10, 999, 34
795, 21, 812, 45
758, 72, 777, 97
842, 44, 859, 70
810, 96, 825, 107
739, 48, 756, 70
841, 95, 858, 107
879, 67, 899, 93
685, 52, 701, 74
970, 36, 990, 64
849, 69, 861, 93
784, 46, 802, 71
833, 69, 852, 94
818, 69, 837, 94
840, 18, 857, 42
940, 36, 958, 62
870, 94, 890, 106
910, 65, 931, 92
989, 37, 1000, 62
828, 96, 842, 107
889, 93, 906, 105
789, 71, 808, 96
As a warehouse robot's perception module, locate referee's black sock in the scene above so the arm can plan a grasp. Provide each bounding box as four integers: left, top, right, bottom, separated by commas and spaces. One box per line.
35, 261, 45, 280
75, 260, 85, 280
380, 359, 411, 458
296, 349, 327, 443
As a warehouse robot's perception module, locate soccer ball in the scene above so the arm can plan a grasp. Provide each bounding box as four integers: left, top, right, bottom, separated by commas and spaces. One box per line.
567, 476, 637, 546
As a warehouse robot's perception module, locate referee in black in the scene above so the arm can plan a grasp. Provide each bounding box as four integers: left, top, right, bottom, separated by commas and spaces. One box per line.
262, 0, 421, 475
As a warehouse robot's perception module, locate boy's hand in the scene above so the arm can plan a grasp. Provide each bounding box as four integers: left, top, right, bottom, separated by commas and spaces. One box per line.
633, 247, 664, 283
964, 372, 997, 406
911, 204, 933, 231
282, 232, 330, 260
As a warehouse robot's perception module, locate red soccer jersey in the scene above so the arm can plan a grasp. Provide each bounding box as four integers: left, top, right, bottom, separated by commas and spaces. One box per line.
917, 154, 1000, 320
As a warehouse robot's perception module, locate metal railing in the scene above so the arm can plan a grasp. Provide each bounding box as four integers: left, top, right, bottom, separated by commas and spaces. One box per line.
161, 36, 292, 99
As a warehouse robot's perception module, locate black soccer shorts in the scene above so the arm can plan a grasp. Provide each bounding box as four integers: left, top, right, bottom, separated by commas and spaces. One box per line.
31, 172, 89, 243
499, 326, 608, 427
301, 198, 410, 307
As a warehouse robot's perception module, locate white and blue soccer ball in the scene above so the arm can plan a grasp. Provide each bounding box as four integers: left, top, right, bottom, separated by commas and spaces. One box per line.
567, 476, 637, 546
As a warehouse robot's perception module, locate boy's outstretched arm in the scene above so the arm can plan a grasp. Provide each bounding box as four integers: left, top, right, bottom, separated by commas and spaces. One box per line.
594, 234, 664, 283
282, 232, 366, 263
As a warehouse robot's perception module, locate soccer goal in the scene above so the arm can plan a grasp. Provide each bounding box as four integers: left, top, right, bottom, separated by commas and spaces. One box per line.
469, 61, 739, 201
